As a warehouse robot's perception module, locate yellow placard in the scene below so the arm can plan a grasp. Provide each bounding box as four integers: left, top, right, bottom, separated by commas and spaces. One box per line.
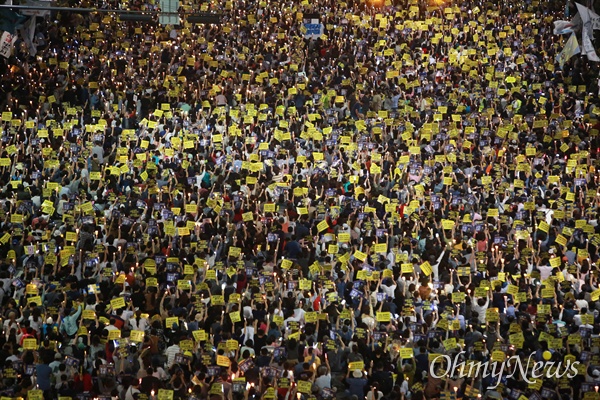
130, 330, 144, 342
110, 297, 126, 309
317, 220, 329, 232
217, 355, 231, 367
108, 330, 121, 340
376, 312, 391, 322
297, 381, 312, 394
23, 338, 37, 350
165, 317, 179, 328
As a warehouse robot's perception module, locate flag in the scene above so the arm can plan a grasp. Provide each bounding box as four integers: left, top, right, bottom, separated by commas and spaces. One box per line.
556, 33, 581, 68
554, 13, 582, 35
575, 2, 600, 61
0, 31, 15, 58
554, 20, 575, 34
575, 2, 600, 30
581, 26, 600, 61
17, 16, 36, 56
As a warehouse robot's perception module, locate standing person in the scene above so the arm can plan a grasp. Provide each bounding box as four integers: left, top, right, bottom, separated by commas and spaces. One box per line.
346, 370, 368, 399
60, 303, 82, 340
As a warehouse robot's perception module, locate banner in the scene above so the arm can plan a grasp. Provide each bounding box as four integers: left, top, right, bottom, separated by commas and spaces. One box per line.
303, 18, 323, 39
576, 3, 600, 30
581, 27, 600, 61
575, 3, 600, 61
18, 16, 36, 56
0, 31, 15, 58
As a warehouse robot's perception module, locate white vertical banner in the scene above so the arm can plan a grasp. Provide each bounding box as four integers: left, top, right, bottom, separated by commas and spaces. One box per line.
582, 27, 600, 60
0, 31, 15, 58
575, 2, 600, 29
575, 2, 600, 61
18, 16, 36, 56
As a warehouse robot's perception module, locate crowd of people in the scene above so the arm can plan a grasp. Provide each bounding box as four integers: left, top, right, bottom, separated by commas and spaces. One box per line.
1, 0, 600, 399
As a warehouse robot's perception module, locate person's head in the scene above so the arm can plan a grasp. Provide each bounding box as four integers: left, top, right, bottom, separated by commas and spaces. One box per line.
317, 365, 327, 376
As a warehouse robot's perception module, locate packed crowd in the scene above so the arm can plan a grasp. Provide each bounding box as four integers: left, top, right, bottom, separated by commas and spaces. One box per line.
1, 0, 600, 398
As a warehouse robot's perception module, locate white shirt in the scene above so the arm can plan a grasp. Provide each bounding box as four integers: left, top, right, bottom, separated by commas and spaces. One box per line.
367, 390, 384, 400
129, 317, 148, 332
28, 316, 42, 333
242, 305, 253, 319
124, 386, 140, 400
153, 367, 168, 381
315, 373, 331, 390
382, 283, 397, 299
538, 265, 553, 281
362, 315, 375, 330
293, 308, 306, 323
400, 379, 410, 395
471, 297, 490, 324
241, 326, 255, 345
165, 344, 181, 368
576, 299, 589, 310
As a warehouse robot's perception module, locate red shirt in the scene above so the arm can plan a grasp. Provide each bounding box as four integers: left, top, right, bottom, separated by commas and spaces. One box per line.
74, 372, 93, 392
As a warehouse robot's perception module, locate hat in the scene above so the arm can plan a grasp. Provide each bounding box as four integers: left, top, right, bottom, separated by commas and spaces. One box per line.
54, 353, 62, 360
46, 317, 53, 324
352, 370, 362, 378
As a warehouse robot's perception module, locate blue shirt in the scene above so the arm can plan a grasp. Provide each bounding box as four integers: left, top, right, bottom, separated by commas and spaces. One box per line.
36, 364, 52, 390
346, 377, 368, 398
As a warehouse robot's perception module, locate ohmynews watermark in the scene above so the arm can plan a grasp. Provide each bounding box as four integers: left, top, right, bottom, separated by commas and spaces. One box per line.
429, 351, 581, 389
